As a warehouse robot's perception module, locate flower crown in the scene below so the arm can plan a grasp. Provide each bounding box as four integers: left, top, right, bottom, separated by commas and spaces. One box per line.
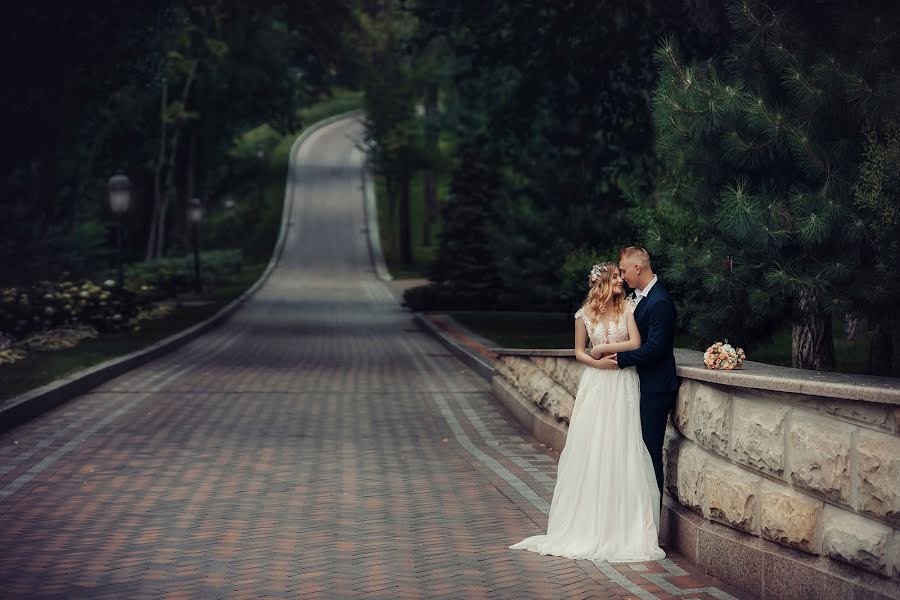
588, 263, 608, 285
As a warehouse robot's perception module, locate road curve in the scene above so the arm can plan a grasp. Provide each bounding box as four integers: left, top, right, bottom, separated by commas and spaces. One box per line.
0, 117, 742, 600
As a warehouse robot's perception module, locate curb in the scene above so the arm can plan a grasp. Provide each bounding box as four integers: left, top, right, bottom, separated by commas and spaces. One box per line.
412, 313, 496, 381
491, 375, 568, 450
0, 111, 361, 435
362, 166, 392, 282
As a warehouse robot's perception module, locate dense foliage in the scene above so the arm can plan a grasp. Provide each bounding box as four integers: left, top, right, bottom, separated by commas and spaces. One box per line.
5, 1, 899, 374
405, 143, 502, 309
646, 1, 900, 371
1, 1, 356, 283
362, 0, 900, 373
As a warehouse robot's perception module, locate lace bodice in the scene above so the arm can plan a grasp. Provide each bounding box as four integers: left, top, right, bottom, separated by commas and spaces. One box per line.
574, 299, 636, 348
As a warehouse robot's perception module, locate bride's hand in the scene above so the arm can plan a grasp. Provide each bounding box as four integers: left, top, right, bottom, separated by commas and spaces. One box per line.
590, 345, 607, 359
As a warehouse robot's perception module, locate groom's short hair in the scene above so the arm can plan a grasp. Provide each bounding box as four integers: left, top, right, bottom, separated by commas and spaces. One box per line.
620, 246, 651, 269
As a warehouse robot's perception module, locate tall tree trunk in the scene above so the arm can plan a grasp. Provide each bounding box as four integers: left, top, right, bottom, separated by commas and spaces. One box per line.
146, 78, 168, 261
791, 289, 835, 370
843, 312, 865, 342
153, 62, 197, 259
385, 178, 396, 256
182, 129, 197, 248
399, 174, 412, 265
422, 82, 439, 247
423, 170, 438, 246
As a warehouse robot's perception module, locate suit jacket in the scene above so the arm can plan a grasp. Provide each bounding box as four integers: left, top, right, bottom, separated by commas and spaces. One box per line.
617, 280, 679, 393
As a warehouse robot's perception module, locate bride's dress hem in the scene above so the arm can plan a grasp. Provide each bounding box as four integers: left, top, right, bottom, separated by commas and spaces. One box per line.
508, 537, 665, 563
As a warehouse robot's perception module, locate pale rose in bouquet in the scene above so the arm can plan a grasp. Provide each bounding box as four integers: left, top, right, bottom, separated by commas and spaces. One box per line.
703, 340, 746, 370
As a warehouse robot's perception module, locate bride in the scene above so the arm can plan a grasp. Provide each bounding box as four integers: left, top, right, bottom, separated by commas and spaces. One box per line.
510, 262, 665, 562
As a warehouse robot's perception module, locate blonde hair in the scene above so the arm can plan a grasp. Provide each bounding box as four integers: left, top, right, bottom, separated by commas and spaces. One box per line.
620, 246, 651, 269
583, 262, 625, 319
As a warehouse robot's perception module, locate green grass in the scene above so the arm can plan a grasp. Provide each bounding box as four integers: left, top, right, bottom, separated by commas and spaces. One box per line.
449, 311, 572, 349
0, 262, 267, 402
375, 171, 449, 279
449, 310, 874, 375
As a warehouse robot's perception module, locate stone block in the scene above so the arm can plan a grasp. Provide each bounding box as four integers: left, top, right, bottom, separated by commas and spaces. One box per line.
690, 383, 731, 456
822, 506, 891, 576
704, 458, 760, 532
731, 394, 788, 475
496, 356, 575, 423
822, 398, 893, 432
858, 430, 900, 525
760, 481, 822, 553
673, 378, 694, 441
675, 440, 707, 513
789, 411, 854, 503
531, 356, 584, 398
542, 385, 575, 425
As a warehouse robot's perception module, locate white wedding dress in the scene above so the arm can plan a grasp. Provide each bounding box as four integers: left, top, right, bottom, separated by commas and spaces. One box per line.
510, 303, 665, 562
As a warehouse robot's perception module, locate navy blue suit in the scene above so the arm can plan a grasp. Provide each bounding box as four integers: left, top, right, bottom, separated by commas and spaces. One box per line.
617, 280, 678, 493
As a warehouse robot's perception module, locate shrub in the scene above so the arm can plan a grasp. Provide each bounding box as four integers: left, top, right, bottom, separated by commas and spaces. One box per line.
120, 249, 243, 296
0, 279, 152, 340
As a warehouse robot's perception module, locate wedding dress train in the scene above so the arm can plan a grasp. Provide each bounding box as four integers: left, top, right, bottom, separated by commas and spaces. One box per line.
509, 305, 665, 562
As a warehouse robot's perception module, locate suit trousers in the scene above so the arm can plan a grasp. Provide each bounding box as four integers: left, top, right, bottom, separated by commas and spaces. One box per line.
640, 390, 677, 494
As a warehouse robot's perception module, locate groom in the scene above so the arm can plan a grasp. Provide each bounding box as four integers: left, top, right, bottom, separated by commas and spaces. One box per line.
595, 246, 678, 494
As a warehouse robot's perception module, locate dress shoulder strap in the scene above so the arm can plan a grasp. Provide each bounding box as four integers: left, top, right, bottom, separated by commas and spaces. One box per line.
625, 296, 638, 316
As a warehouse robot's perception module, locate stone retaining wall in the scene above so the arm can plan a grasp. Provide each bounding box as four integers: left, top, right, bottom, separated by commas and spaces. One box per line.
493, 348, 900, 598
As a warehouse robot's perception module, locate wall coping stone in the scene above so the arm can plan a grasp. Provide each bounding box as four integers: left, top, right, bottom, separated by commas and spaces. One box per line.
493, 347, 900, 406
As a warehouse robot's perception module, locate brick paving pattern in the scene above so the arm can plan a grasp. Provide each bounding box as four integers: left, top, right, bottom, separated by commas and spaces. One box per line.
0, 118, 750, 599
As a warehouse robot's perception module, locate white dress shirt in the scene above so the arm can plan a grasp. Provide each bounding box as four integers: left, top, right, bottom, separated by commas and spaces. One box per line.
634, 275, 658, 306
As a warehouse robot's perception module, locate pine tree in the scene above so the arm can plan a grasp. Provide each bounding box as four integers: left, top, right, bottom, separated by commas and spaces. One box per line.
409, 143, 502, 309
648, 0, 900, 371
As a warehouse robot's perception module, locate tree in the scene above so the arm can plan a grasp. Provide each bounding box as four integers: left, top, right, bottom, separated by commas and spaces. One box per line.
355, 2, 423, 264
430, 143, 502, 305
853, 121, 900, 374
0, 1, 358, 283
409, 0, 715, 308
648, 0, 900, 371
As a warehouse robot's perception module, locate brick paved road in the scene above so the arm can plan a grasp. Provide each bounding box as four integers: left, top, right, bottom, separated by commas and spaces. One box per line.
0, 118, 749, 599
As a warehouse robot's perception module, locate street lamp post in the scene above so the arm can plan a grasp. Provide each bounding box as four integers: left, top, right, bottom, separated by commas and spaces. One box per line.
223, 195, 237, 240
107, 173, 133, 288
223, 195, 236, 219
255, 144, 265, 210
187, 197, 204, 294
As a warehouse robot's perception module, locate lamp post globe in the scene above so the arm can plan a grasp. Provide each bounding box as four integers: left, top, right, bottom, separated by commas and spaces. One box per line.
223, 195, 236, 219
107, 173, 132, 287
107, 173, 132, 215
188, 198, 204, 294
188, 197, 204, 224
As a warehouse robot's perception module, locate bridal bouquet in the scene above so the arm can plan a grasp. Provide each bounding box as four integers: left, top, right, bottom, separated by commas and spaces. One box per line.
703, 341, 746, 370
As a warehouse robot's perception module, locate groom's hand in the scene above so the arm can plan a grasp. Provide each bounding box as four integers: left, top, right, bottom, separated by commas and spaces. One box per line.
597, 354, 618, 369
